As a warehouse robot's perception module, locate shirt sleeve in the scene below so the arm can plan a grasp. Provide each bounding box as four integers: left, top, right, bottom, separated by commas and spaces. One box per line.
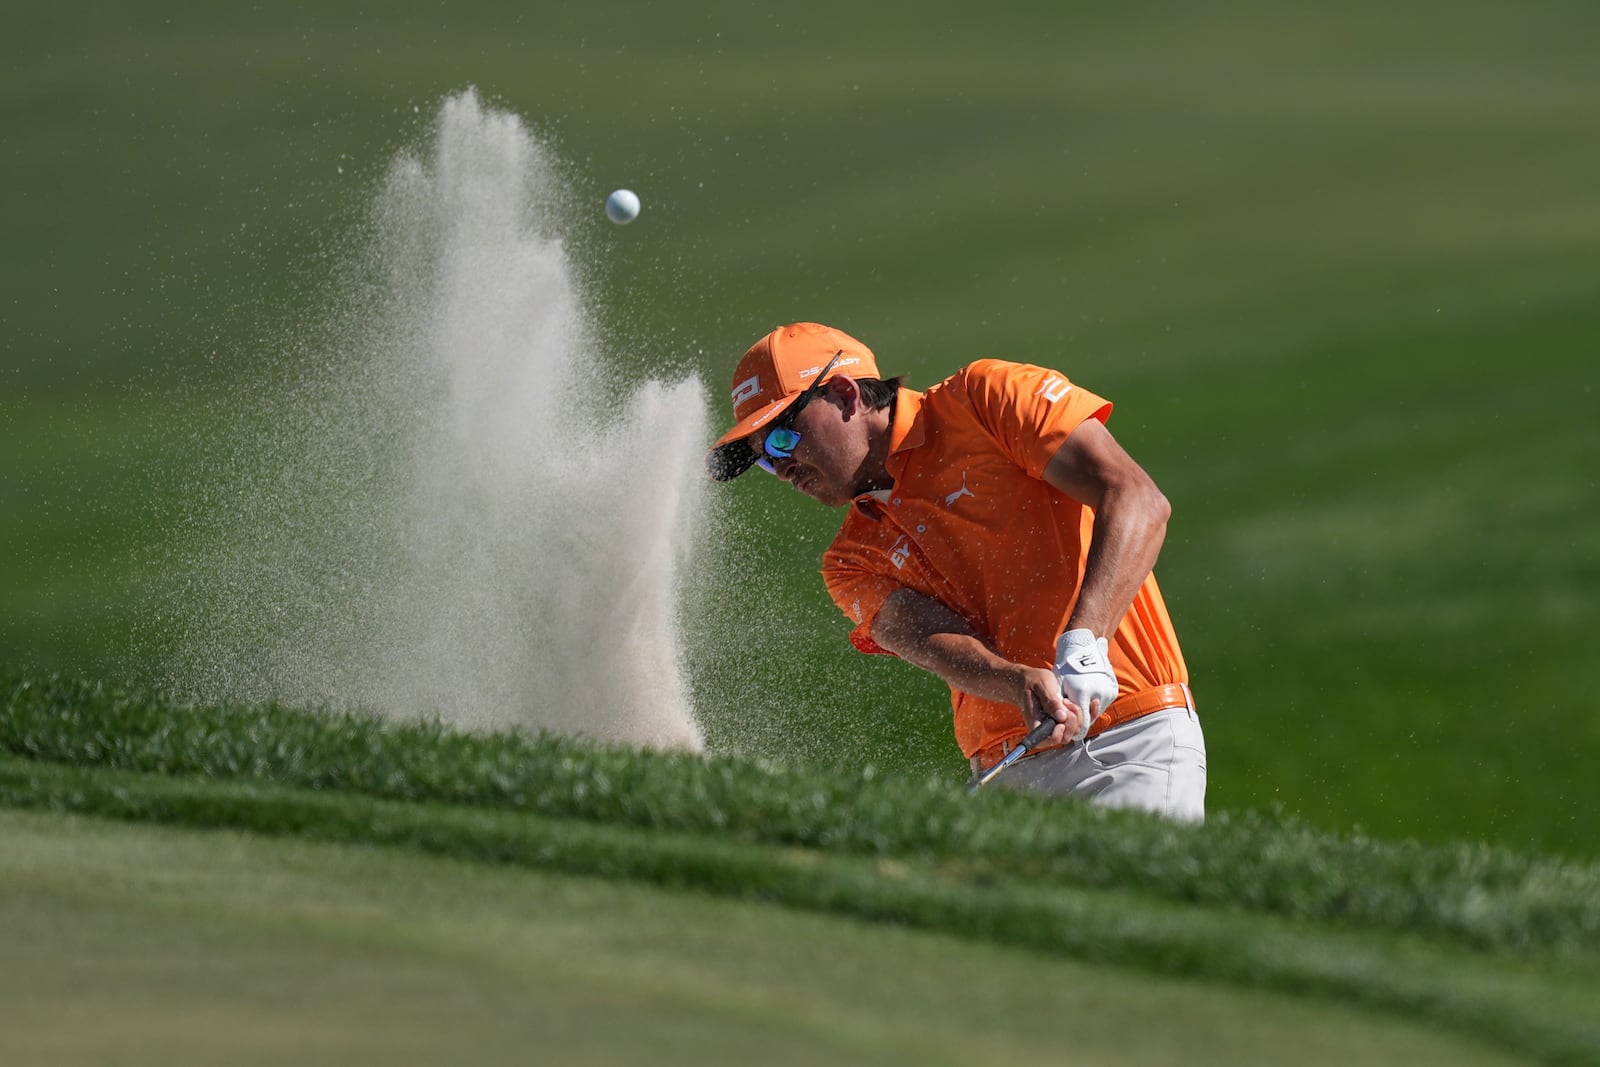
955, 359, 1113, 480
821, 539, 902, 657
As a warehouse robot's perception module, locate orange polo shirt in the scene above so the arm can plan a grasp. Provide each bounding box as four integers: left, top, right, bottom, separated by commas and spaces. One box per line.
821, 359, 1188, 759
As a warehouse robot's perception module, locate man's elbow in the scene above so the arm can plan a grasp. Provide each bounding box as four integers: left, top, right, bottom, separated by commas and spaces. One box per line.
1128, 475, 1171, 544
1149, 483, 1172, 529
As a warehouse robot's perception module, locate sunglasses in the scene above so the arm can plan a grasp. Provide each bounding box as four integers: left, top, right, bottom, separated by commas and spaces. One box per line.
755, 350, 844, 475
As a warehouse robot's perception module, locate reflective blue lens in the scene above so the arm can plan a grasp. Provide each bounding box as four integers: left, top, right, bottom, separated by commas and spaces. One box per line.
764, 428, 802, 459
755, 427, 801, 476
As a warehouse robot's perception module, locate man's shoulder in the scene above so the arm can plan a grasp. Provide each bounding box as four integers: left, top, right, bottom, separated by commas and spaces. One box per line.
925, 358, 1053, 402
919, 358, 1039, 415
960, 356, 1027, 376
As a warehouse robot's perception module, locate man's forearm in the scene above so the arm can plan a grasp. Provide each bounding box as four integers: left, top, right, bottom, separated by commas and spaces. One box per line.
1041, 418, 1172, 640
890, 629, 1029, 705
1065, 480, 1170, 637
869, 583, 1085, 740
870, 589, 1021, 701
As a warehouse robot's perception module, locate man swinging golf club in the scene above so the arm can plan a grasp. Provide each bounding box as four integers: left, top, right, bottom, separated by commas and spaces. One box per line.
706, 323, 1206, 821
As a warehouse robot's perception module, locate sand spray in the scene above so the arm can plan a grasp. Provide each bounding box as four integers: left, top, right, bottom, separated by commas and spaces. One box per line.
165, 89, 706, 750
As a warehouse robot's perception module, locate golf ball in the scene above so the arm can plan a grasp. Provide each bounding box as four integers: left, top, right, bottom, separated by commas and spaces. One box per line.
605, 188, 640, 225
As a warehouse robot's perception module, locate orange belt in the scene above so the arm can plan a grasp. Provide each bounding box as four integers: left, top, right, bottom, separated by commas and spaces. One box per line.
969, 683, 1194, 774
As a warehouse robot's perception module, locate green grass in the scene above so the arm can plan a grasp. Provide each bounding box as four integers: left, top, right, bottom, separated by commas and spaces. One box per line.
6, 673, 1599, 956
3, 4, 1599, 1057
4, 674, 1600, 1063
2, 808, 1541, 1067
5, 1, 1598, 855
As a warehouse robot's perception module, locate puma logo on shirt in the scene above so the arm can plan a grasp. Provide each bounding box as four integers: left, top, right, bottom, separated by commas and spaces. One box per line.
944, 472, 976, 506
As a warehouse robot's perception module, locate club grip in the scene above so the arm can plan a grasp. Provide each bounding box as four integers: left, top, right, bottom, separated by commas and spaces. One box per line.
1020, 715, 1059, 749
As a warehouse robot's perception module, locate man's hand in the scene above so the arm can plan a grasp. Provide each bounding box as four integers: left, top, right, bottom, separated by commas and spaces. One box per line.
1009, 665, 1083, 746
1054, 628, 1119, 741
870, 588, 1090, 745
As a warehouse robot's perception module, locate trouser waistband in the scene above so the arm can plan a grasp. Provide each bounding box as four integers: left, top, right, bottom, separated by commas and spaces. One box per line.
970, 683, 1194, 774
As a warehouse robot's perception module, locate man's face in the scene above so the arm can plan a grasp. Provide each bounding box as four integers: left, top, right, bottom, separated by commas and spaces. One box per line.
749, 380, 865, 507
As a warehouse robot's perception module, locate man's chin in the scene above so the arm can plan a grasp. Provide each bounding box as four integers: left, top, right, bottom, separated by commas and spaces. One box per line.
816, 487, 853, 508
798, 480, 845, 507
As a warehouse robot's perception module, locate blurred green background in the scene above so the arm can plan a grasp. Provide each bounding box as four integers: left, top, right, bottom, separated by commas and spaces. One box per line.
4, 1, 1597, 855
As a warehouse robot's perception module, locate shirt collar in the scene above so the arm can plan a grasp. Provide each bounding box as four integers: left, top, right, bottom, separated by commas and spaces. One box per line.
888, 387, 926, 454
852, 387, 925, 519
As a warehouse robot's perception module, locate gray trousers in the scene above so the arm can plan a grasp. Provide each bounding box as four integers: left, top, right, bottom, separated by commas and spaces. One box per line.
994, 705, 1208, 823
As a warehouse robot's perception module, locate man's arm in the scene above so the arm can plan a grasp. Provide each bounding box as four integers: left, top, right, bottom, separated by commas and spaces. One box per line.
863, 415, 1167, 747
1043, 417, 1171, 637
869, 587, 1083, 744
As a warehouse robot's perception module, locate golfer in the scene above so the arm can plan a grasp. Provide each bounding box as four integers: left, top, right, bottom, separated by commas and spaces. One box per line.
707, 322, 1206, 821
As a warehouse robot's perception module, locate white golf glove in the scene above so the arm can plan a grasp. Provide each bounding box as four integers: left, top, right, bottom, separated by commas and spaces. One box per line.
1054, 628, 1119, 742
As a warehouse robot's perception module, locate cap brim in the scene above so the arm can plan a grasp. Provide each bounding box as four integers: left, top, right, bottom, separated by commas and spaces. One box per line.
706, 438, 758, 481
704, 394, 799, 481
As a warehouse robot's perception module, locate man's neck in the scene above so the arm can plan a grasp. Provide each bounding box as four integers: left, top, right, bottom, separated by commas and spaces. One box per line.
851, 399, 898, 496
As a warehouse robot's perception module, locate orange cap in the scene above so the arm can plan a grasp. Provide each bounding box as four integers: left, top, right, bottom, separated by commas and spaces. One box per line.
705, 322, 879, 481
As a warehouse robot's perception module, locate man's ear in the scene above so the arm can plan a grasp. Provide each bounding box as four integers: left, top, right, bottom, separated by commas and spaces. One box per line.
827, 374, 862, 418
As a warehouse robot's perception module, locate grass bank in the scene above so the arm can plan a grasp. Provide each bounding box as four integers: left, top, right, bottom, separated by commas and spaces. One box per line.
2, 807, 1541, 1067
3, 673, 1598, 1064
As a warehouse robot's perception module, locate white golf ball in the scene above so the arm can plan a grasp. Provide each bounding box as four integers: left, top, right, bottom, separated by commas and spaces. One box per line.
605, 188, 640, 225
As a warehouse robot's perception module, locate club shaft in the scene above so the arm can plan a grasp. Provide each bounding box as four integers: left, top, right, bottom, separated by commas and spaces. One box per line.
966, 717, 1061, 792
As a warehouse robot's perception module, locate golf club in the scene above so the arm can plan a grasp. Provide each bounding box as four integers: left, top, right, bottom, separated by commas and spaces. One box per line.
964, 714, 1061, 794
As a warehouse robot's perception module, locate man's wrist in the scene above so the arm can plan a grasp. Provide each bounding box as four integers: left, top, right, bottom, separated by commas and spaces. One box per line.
1054, 627, 1118, 742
